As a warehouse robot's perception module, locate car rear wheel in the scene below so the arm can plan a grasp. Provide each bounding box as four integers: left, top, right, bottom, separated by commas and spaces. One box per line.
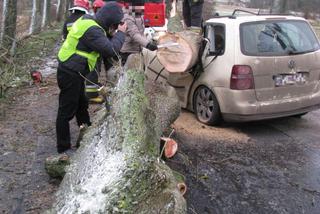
194, 86, 221, 125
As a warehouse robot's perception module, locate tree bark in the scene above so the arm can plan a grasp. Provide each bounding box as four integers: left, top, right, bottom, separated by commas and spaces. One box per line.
0, 0, 17, 50
64, 0, 72, 20
56, 0, 64, 22
271, 0, 288, 14
51, 54, 186, 213
41, 0, 51, 29
29, 0, 42, 34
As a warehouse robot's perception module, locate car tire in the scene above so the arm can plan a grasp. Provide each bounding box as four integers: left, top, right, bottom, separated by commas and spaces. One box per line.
193, 86, 221, 125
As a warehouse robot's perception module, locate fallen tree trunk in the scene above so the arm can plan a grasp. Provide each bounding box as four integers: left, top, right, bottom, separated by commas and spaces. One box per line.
167, 15, 183, 33
157, 1, 202, 73
51, 54, 186, 213
157, 31, 202, 73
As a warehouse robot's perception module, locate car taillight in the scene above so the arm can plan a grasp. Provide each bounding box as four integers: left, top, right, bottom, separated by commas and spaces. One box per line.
230, 65, 254, 90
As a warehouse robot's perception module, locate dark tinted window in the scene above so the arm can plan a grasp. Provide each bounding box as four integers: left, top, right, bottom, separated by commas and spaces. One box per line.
240, 20, 320, 56
204, 24, 225, 55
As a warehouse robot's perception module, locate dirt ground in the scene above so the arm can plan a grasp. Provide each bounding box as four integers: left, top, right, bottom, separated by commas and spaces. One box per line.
0, 52, 101, 212
0, 75, 61, 213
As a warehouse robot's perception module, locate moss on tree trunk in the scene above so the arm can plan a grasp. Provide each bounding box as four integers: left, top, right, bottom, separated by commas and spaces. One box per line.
51, 54, 186, 213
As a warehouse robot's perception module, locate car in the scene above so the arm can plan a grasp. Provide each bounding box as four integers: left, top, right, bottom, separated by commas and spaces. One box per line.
143, 10, 320, 125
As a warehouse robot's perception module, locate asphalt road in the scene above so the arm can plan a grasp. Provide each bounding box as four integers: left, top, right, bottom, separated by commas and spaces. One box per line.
168, 109, 320, 214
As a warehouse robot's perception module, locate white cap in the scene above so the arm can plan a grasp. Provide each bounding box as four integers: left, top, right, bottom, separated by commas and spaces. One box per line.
68, 6, 89, 14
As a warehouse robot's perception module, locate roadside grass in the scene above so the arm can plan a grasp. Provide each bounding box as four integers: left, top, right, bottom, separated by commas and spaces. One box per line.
17, 25, 62, 60
0, 23, 62, 100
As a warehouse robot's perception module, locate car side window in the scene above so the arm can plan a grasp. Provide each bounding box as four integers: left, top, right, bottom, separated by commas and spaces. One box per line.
205, 24, 225, 55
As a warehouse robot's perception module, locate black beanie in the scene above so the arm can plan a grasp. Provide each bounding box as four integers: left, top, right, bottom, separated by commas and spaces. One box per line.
95, 1, 124, 31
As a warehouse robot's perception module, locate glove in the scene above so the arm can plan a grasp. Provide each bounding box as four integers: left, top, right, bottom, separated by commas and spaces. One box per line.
146, 42, 158, 51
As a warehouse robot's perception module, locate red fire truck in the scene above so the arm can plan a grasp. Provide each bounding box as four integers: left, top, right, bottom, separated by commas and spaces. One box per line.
113, 0, 166, 27
143, 0, 166, 27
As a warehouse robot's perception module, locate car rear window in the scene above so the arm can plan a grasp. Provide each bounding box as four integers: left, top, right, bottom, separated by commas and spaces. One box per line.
240, 20, 320, 56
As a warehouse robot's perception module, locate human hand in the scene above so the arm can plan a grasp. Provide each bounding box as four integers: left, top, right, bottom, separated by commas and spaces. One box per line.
146, 42, 158, 51
117, 21, 127, 33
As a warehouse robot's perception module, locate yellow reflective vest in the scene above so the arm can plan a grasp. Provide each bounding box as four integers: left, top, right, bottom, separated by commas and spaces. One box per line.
58, 17, 106, 72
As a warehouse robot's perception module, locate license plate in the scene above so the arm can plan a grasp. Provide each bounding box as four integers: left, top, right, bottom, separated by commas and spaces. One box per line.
273, 72, 308, 87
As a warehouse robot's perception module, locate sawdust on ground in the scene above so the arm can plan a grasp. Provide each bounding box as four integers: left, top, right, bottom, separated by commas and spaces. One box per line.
172, 110, 250, 144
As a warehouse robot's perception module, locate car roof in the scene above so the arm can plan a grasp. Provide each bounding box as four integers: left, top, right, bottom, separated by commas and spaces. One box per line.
205, 15, 307, 25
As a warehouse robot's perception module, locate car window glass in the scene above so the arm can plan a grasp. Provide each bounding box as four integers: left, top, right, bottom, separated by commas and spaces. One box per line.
205, 24, 225, 55
240, 20, 320, 56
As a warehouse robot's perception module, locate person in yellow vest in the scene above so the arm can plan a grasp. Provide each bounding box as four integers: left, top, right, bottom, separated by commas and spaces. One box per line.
56, 1, 127, 154
63, 0, 90, 39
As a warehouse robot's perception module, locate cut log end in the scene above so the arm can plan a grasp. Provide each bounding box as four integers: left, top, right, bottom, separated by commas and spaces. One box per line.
157, 31, 202, 73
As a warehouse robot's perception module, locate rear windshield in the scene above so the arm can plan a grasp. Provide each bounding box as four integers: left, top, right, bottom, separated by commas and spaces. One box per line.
240, 20, 320, 56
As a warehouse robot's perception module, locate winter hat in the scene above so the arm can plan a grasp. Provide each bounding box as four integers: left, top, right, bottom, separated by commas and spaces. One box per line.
95, 1, 124, 31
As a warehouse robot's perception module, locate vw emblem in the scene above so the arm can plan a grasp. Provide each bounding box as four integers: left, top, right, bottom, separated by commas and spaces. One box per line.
288, 60, 296, 69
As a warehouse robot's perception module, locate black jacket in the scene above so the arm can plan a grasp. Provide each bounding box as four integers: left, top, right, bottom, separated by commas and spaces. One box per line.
62, 10, 86, 39
59, 2, 125, 76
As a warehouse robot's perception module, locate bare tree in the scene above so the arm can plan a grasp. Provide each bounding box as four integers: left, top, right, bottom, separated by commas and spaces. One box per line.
298, 0, 320, 19
271, 0, 288, 13
55, 0, 72, 22
64, 0, 72, 19
29, 0, 43, 34
0, 0, 17, 51
41, 0, 51, 29
251, 0, 320, 16
56, 0, 64, 22
249, 0, 273, 8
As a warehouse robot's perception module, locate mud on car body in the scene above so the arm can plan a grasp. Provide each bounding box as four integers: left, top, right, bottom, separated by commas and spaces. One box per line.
144, 11, 320, 125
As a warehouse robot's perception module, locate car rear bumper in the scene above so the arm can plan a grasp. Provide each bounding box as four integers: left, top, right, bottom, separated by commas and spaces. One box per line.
223, 104, 320, 122
214, 87, 320, 122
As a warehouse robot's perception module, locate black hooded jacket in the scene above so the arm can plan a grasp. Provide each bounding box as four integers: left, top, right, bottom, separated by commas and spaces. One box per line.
59, 2, 125, 76
62, 10, 86, 39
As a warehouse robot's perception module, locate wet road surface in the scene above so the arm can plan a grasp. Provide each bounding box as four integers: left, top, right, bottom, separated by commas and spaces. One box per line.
168, 110, 320, 214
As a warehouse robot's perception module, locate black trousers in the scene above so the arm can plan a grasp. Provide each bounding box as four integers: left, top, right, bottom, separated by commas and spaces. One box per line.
86, 58, 101, 85
85, 58, 101, 98
86, 69, 99, 86
182, 0, 204, 27
56, 66, 91, 153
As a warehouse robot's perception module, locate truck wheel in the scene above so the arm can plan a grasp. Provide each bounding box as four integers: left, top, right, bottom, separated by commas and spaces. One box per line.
193, 86, 221, 125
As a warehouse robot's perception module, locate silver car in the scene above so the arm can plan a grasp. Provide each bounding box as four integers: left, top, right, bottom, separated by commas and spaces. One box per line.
144, 13, 320, 125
